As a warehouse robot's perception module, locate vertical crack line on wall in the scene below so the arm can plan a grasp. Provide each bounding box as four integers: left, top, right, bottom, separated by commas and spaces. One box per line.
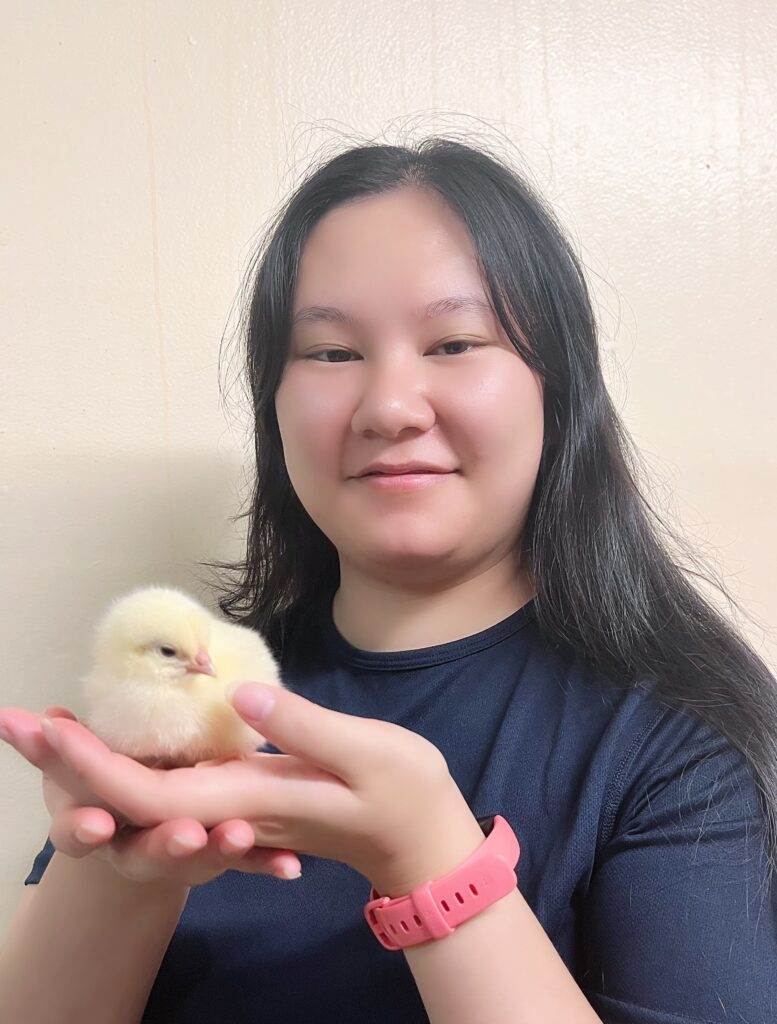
140, 0, 175, 555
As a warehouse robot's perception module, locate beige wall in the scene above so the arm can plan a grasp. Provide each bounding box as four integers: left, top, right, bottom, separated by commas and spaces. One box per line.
2, 1, 775, 932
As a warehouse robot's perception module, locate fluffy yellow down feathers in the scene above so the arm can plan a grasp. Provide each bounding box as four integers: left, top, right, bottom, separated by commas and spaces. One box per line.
80, 586, 286, 768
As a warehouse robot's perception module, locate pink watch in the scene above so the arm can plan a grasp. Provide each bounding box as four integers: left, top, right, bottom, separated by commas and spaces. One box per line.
363, 814, 520, 951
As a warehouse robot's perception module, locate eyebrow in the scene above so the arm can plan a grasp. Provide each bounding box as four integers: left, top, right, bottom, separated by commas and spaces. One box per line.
291, 294, 495, 328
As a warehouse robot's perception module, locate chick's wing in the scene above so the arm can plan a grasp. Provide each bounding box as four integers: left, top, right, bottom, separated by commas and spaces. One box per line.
208, 619, 284, 693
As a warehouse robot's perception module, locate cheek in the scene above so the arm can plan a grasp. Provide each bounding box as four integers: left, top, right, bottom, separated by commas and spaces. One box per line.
275, 372, 343, 478
458, 362, 544, 463
467, 371, 544, 523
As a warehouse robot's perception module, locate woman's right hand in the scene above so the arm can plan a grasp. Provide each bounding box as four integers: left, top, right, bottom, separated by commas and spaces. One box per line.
0, 706, 303, 887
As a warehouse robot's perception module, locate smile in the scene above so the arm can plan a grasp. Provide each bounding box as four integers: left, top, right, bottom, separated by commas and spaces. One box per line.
356, 471, 455, 491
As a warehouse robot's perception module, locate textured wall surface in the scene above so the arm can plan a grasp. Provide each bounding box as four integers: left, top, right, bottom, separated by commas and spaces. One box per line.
1, 1, 775, 934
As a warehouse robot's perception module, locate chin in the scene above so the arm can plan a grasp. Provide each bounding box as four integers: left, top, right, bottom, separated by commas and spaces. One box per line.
358, 537, 463, 567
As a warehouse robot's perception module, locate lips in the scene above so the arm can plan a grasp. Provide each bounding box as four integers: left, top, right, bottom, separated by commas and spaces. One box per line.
358, 469, 452, 491
355, 461, 454, 477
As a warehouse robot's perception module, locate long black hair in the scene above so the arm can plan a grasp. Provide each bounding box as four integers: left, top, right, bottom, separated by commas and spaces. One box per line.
203, 132, 777, 894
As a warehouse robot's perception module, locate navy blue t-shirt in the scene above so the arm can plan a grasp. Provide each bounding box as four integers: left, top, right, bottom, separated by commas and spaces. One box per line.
25, 597, 777, 1023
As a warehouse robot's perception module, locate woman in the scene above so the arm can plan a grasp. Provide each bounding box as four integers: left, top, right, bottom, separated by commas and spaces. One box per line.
1, 138, 775, 1023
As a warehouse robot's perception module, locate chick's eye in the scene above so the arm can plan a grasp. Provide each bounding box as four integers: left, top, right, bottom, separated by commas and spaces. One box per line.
158, 645, 177, 658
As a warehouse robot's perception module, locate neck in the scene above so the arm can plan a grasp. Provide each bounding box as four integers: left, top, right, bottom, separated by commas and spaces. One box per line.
330, 556, 535, 653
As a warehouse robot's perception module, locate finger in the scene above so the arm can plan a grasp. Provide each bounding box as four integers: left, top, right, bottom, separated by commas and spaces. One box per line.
104, 818, 298, 883
105, 819, 210, 883
0, 709, 104, 806
49, 805, 117, 858
206, 820, 302, 878
242, 847, 303, 877
108, 818, 302, 885
0, 708, 54, 770
229, 682, 391, 786
43, 706, 79, 722
41, 716, 353, 832
39, 716, 162, 826
239, 846, 303, 877
207, 818, 256, 855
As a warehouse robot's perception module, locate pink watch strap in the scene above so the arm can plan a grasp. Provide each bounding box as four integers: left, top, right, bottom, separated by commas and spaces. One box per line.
363, 814, 520, 951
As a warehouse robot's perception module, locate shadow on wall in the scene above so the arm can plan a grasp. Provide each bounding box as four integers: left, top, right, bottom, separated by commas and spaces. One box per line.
1, 447, 249, 716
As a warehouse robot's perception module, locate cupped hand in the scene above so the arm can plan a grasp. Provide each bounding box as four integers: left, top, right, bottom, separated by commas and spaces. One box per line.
3, 684, 484, 898
0, 705, 302, 886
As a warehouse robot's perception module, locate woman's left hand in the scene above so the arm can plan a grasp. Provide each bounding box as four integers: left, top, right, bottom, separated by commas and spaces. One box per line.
29, 683, 486, 896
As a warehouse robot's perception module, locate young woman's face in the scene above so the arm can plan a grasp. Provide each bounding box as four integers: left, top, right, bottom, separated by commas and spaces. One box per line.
274, 187, 545, 585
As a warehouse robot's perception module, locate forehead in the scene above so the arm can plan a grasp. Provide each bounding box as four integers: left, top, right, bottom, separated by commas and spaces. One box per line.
291, 188, 493, 332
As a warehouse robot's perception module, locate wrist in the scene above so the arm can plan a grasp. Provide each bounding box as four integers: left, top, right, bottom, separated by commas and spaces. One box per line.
367, 784, 486, 899
83, 850, 191, 902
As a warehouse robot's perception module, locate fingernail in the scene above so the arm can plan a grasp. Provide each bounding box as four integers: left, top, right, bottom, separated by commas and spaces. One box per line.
40, 717, 61, 750
232, 684, 276, 721
75, 824, 108, 843
278, 864, 302, 880
221, 831, 248, 851
168, 834, 203, 855
0, 721, 14, 744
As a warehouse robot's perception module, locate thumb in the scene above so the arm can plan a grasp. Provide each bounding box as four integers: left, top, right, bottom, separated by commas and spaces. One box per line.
229, 682, 375, 786
227, 682, 278, 722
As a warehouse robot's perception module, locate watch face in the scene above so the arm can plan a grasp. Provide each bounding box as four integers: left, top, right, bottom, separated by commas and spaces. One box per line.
476, 814, 495, 835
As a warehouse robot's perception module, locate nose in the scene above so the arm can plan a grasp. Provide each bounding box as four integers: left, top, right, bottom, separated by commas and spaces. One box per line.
349, 354, 436, 438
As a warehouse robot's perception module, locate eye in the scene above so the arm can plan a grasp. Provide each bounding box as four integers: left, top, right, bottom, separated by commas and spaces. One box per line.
303, 348, 354, 363
158, 645, 177, 658
433, 339, 478, 355
303, 340, 480, 362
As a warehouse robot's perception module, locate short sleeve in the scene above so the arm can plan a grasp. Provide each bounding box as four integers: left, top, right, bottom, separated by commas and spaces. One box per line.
24, 836, 56, 885
579, 709, 777, 1023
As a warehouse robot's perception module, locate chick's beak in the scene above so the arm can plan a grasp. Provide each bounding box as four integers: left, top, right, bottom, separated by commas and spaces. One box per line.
187, 648, 217, 677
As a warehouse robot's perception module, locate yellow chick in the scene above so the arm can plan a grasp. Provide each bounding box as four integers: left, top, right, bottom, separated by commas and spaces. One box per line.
80, 585, 285, 768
